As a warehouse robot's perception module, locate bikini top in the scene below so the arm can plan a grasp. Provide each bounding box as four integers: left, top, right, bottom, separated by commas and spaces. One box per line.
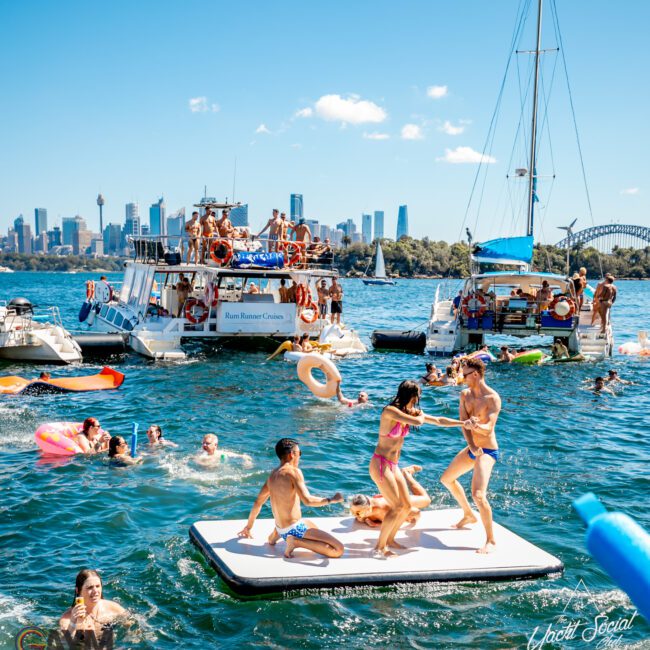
383, 422, 410, 438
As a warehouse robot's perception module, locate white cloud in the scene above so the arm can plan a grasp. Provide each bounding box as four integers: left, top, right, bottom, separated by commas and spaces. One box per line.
314, 94, 387, 125
290, 143, 302, 149
363, 132, 390, 140
439, 120, 465, 135
189, 96, 219, 113
437, 146, 497, 164
427, 85, 448, 99
401, 124, 424, 140
620, 187, 640, 195
295, 107, 313, 118
255, 124, 271, 134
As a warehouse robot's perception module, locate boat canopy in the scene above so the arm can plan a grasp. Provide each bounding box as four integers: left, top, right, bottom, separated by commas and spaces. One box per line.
467, 271, 573, 297
471, 236, 534, 267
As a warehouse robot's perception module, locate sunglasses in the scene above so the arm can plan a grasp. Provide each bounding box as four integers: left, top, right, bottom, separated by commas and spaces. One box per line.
462, 369, 476, 378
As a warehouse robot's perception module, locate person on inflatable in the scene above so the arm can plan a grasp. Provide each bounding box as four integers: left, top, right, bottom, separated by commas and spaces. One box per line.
300, 332, 314, 352
420, 363, 442, 385
74, 418, 110, 454
336, 380, 369, 408
498, 346, 515, 362
350, 465, 430, 527
59, 569, 128, 646
291, 335, 303, 352
108, 436, 142, 466
551, 338, 570, 359
146, 425, 178, 448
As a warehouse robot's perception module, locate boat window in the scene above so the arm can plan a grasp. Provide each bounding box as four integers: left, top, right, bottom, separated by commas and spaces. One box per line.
107, 308, 116, 322
123, 318, 134, 332
100, 304, 109, 318
119, 266, 135, 305
114, 313, 124, 328
129, 270, 145, 308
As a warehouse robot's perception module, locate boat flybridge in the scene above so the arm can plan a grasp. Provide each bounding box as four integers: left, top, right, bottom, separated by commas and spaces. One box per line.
78, 205, 366, 360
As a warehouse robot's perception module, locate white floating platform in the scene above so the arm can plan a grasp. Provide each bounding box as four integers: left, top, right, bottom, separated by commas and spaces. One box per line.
190, 508, 563, 595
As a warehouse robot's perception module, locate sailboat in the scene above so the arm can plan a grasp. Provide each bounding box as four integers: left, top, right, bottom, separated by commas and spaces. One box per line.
424, 0, 612, 359
362, 240, 395, 286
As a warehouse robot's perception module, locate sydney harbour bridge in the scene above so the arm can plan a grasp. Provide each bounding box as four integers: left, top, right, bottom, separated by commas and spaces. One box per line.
555, 224, 650, 252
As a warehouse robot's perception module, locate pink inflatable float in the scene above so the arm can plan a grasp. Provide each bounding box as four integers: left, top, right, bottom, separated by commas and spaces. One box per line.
34, 422, 109, 456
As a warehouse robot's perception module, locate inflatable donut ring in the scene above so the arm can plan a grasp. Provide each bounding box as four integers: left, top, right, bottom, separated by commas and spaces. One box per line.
297, 353, 342, 399
34, 421, 109, 456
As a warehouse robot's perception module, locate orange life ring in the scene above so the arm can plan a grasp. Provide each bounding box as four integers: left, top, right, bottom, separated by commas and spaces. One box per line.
296, 283, 312, 307
549, 296, 576, 321
209, 239, 233, 266
86, 280, 95, 300
185, 298, 209, 323
204, 281, 219, 307
300, 300, 319, 323
284, 241, 305, 267
461, 294, 487, 318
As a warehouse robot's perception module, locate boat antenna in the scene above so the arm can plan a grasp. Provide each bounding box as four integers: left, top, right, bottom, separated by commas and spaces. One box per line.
526, 0, 544, 238
232, 156, 237, 203
557, 218, 577, 275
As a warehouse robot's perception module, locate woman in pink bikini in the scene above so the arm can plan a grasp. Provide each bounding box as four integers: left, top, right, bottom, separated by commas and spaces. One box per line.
369, 380, 471, 557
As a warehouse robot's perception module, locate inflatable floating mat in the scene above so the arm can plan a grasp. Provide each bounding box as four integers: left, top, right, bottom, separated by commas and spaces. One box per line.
0, 366, 124, 395
190, 509, 563, 595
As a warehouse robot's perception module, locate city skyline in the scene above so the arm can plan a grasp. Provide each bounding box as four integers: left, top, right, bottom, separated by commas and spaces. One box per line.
1, 2, 648, 243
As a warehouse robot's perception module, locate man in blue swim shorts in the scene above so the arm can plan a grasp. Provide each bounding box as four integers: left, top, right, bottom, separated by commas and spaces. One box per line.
238, 438, 345, 558
440, 357, 502, 555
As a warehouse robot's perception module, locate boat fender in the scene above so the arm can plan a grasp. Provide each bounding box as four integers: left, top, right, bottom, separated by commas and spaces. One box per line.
78, 301, 92, 323
85, 280, 95, 300
297, 353, 342, 399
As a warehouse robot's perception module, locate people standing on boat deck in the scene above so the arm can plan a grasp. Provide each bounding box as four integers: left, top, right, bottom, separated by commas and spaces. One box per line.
278, 279, 291, 303
185, 212, 201, 264
198, 433, 253, 466
551, 338, 570, 359
200, 209, 218, 262
176, 273, 192, 317
288, 279, 298, 303
369, 380, 472, 558
351, 465, 430, 528
573, 267, 588, 311
593, 376, 615, 395
59, 569, 127, 647
257, 209, 282, 251
336, 380, 369, 407
146, 424, 178, 448
238, 438, 344, 558
606, 369, 631, 385
452, 291, 462, 317
291, 335, 302, 352
317, 279, 329, 319
74, 418, 110, 454
593, 274, 617, 334
291, 218, 312, 244
108, 436, 142, 466
498, 346, 515, 362
440, 357, 502, 554
329, 277, 343, 325
537, 280, 553, 311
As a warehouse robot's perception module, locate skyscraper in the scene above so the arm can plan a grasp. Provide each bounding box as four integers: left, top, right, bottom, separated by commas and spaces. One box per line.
149, 197, 166, 236
14, 215, 32, 254
374, 211, 384, 239
62, 216, 87, 246
396, 205, 409, 240
47, 227, 62, 248
34, 208, 48, 234
166, 208, 186, 236
103, 224, 122, 254
123, 203, 140, 244
230, 204, 249, 228
290, 194, 303, 221
362, 214, 372, 244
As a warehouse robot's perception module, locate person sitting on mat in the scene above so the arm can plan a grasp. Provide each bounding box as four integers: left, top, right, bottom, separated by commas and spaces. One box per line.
196, 433, 252, 467
551, 338, 570, 359
146, 424, 178, 448
74, 418, 111, 454
238, 438, 344, 559
336, 380, 369, 408
350, 465, 430, 527
300, 332, 314, 353
420, 363, 442, 385
291, 335, 302, 352
108, 436, 142, 466
498, 346, 515, 362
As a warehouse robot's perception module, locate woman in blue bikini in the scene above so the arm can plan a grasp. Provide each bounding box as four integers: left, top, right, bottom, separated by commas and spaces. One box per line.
369, 380, 471, 558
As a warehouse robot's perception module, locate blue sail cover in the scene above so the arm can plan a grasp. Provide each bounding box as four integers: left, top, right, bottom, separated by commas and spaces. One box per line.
472, 236, 534, 266
231, 251, 285, 269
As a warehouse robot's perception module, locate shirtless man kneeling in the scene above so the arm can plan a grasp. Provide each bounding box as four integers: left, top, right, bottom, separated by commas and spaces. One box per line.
238, 438, 344, 558
440, 357, 502, 554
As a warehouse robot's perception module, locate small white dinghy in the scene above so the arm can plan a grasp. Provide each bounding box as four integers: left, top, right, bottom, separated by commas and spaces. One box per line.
190, 509, 563, 595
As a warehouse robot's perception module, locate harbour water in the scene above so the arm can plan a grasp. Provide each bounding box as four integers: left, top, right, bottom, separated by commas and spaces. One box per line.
1, 273, 648, 648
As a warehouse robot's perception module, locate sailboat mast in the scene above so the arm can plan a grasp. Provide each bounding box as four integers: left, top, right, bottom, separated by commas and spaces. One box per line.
527, 0, 544, 237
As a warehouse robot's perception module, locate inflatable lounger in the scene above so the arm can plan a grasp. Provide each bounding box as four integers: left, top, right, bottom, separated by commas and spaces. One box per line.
0, 366, 124, 395
190, 509, 563, 596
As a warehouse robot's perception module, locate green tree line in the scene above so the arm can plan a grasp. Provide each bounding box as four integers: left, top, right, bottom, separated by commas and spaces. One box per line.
0, 253, 126, 272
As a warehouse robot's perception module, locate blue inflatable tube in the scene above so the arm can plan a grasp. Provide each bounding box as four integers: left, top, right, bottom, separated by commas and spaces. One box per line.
231, 252, 285, 269
574, 493, 650, 621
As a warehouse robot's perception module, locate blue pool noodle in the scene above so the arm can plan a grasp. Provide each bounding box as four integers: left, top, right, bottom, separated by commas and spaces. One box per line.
573, 493, 650, 621
130, 423, 138, 458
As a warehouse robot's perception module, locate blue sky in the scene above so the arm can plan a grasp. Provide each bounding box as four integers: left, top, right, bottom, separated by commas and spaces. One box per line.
1, 0, 648, 243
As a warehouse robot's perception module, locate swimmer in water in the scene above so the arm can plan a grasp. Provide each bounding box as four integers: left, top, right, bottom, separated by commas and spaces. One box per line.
593, 376, 616, 395
606, 369, 631, 385
74, 418, 111, 454
197, 433, 253, 467
350, 465, 430, 528
336, 380, 369, 408
420, 363, 442, 385
146, 424, 178, 448
107, 436, 143, 466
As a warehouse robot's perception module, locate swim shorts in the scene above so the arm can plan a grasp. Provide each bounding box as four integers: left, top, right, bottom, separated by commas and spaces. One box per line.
468, 448, 500, 462
331, 300, 342, 314
276, 521, 308, 541
319, 302, 328, 317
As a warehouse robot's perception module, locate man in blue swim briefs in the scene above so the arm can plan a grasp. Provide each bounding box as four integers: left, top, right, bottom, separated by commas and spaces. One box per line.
440, 357, 502, 554
238, 438, 344, 559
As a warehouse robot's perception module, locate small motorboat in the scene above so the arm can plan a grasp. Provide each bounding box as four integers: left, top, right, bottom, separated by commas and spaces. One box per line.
0, 366, 124, 395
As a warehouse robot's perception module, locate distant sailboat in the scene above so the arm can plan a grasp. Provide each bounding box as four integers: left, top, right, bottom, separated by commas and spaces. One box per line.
362, 240, 395, 286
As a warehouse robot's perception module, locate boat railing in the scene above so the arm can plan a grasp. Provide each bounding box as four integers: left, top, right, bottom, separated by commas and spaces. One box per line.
127, 235, 335, 271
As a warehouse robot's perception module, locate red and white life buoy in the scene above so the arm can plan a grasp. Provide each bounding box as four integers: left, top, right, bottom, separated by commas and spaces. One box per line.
461, 294, 487, 318
283, 241, 305, 267
295, 283, 311, 307
300, 300, 319, 323
86, 280, 95, 300
204, 281, 219, 307
209, 239, 233, 266
185, 298, 209, 324
549, 296, 576, 321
